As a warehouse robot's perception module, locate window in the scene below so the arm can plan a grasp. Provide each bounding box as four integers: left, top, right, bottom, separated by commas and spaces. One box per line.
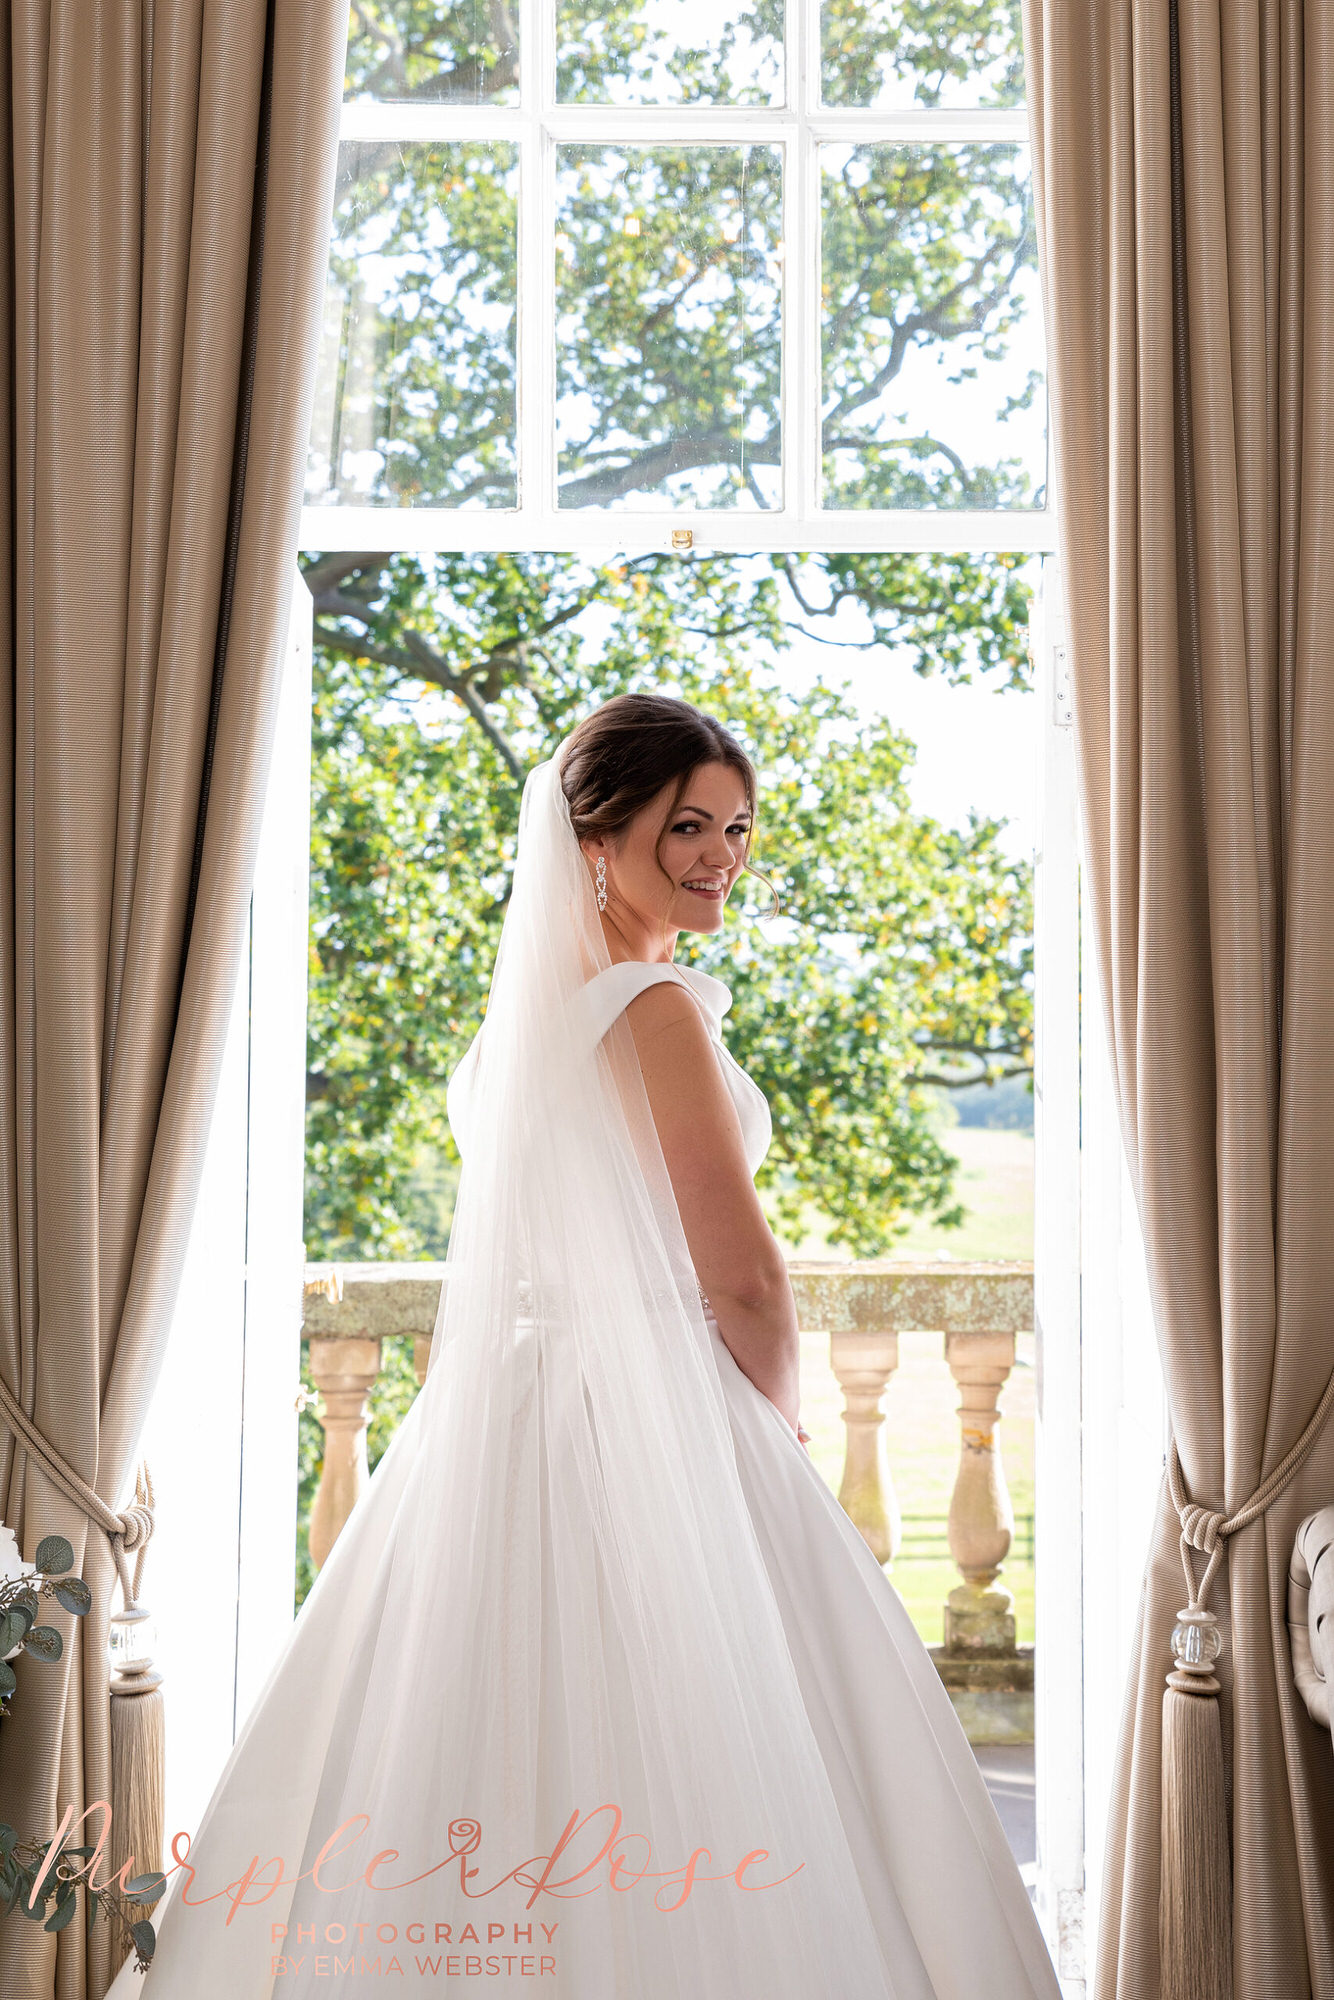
302, 0, 1051, 552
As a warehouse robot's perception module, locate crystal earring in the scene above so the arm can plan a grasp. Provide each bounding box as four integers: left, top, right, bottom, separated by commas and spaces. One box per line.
595, 856, 607, 912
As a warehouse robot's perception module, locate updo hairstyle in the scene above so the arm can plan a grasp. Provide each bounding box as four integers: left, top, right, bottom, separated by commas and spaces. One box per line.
557, 691, 777, 914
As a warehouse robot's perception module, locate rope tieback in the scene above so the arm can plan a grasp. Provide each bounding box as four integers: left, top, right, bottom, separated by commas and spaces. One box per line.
1167, 1360, 1334, 1640
1160, 1360, 1334, 2000
0, 1367, 155, 1610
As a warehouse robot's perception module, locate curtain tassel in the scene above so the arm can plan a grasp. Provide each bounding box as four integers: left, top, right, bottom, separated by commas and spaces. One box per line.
1161, 1604, 1231, 2000
107, 1464, 165, 1907
1160, 1375, 1334, 2000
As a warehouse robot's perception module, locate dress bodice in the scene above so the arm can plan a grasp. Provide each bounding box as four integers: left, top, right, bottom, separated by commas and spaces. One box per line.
445, 959, 772, 1178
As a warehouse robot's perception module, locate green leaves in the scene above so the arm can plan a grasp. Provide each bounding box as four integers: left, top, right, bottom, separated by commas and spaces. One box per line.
20, 1626, 62, 1663
0, 1826, 159, 1967
0, 1535, 91, 1723
52, 1576, 92, 1617
34, 1535, 74, 1575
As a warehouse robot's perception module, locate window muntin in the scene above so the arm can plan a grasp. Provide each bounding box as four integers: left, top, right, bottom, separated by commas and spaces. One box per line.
305, 2, 1051, 552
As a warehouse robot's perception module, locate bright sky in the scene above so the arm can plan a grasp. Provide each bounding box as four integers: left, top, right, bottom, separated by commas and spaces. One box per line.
781, 629, 1039, 863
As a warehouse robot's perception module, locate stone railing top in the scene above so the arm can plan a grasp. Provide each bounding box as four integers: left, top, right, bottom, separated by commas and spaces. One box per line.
302, 1258, 1033, 1341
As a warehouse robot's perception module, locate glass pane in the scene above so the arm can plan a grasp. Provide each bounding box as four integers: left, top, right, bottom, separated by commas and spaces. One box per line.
821, 144, 1045, 510
344, 3, 519, 105
556, 146, 782, 511
822, 0, 1023, 109
306, 141, 518, 510
557, 0, 783, 105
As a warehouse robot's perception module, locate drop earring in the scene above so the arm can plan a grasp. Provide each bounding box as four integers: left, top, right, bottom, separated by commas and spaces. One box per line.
595, 856, 607, 912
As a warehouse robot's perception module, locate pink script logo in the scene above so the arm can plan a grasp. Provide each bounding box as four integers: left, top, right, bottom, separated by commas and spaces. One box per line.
30, 1801, 805, 1924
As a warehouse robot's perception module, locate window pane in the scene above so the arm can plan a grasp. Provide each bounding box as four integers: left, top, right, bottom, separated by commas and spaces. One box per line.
822, 0, 1023, 109
557, 0, 783, 105
821, 144, 1044, 511
556, 146, 782, 510
307, 141, 518, 510
344, 3, 519, 105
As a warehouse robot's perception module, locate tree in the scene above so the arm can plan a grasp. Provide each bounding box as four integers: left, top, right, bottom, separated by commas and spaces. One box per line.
301, 546, 1034, 1262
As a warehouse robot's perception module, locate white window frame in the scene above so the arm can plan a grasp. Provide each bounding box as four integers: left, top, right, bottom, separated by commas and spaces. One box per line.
301, 1, 1052, 555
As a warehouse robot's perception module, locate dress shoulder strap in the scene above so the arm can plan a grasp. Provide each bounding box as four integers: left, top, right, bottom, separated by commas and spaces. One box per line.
577, 961, 692, 1047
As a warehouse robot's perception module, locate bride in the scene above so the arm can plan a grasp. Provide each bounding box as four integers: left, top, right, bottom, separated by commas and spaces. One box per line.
106, 692, 1061, 1998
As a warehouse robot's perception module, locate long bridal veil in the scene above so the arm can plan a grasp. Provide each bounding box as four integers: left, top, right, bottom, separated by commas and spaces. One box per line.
136, 746, 902, 1997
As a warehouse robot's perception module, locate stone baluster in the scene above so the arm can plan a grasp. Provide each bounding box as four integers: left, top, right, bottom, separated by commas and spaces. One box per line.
829, 1327, 902, 1567
927, 1322, 1032, 1744
941, 1327, 1018, 1651
307, 1334, 383, 1570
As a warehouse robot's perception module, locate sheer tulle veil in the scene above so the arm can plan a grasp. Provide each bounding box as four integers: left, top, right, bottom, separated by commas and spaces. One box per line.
206, 743, 898, 1996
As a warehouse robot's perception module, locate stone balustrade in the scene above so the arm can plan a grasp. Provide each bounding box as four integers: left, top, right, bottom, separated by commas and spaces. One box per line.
301, 1259, 1035, 1741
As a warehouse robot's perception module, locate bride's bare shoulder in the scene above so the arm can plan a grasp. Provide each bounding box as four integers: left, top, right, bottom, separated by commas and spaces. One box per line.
623, 976, 710, 1052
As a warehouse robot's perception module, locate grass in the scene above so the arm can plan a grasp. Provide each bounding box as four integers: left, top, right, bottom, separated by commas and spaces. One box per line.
773, 1127, 1035, 1265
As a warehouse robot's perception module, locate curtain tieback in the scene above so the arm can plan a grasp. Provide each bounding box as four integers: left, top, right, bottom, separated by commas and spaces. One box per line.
0, 1368, 154, 1612
1167, 1359, 1334, 1639
1159, 1360, 1334, 2000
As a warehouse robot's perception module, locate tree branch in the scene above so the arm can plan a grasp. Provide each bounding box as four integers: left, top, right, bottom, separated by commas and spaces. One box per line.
556, 430, 780, 507
313, 621, 529, 783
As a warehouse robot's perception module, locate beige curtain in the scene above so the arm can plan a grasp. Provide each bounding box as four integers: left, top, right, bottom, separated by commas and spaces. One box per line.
1023, 1, 1334, 1996
0, 4, 348, 1995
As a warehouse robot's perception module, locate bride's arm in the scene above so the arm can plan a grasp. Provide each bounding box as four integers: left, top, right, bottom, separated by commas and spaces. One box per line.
625, 980, 801, 1434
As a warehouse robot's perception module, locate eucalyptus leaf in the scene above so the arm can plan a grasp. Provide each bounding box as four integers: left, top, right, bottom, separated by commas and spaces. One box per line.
125, 1871, 167, 1898
44, 1885, 78, 1932
34, 1534, 74, 1576
0, 1659, 16, 1696
23, 1625, 62, 1662
53, 1578, 91, 1617
131, 1917, 157, 1956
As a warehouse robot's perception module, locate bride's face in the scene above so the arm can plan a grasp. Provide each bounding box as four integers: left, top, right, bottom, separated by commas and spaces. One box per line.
595, 759, 752, 938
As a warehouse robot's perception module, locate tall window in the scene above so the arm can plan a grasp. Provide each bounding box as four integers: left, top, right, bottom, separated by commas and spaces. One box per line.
302, 0, 1051, 553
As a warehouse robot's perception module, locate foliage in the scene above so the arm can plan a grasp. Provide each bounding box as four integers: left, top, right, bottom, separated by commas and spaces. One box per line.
301, 547, 1034, 1263
0, 1532, 90, 1718
821, 0, 1024, 109
0, 1533, 162, 1968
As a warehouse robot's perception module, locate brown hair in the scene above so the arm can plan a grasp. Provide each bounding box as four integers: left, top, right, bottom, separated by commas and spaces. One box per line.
558, 692, 778, 916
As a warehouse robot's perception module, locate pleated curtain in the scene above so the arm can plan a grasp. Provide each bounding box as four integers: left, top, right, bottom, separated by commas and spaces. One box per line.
1023, 1, 1334, 1995
0, 4, 348, 1995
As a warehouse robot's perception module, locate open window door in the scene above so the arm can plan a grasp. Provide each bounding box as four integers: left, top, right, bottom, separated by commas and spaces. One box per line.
134, 567, 313, 1850
1032, 555, 1168, 1996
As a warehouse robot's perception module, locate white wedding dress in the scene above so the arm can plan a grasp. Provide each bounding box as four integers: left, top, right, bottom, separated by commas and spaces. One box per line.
106, 760, 1061, 2000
